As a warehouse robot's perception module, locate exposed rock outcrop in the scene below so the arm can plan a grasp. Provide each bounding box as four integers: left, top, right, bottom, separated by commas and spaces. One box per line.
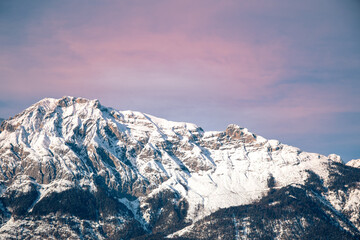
0, 96, 359, 239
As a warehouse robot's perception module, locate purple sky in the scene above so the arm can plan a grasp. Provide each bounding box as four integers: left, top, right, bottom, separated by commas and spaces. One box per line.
1, 1, 359, 161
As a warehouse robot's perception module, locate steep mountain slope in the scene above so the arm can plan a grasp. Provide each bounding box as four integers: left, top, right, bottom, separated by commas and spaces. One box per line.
0, 96, 359, 239
170, 185, 359, 240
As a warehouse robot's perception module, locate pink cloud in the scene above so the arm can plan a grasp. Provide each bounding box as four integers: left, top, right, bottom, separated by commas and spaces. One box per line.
53, 28, 286, 96
1, 1, 357, 122
0, 28, 286, 102
1, 1, 291, 103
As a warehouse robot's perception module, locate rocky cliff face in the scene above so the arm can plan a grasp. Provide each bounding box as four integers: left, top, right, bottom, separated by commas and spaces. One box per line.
0, 96, 359, 239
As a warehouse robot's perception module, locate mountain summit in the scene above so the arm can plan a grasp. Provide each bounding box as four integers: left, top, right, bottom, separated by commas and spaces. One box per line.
0, 96, 359, 239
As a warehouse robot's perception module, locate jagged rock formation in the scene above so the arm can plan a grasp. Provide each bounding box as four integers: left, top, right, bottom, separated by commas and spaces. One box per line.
0, 96, 359, 239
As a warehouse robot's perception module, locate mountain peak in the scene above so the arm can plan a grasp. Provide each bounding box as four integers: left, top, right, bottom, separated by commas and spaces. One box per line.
328, 153, 343, 164
347, 158, 360, 168
225, 123, 258, 142
57, 96, 100, 107
33, 96, 101, 110
1, 97, 360, 239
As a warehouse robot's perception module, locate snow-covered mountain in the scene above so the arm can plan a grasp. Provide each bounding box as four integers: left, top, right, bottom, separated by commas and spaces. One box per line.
0, 96, 359, 239
347, 159, 360, 168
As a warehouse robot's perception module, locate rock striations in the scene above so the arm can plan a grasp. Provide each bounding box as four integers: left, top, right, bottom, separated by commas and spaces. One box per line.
0, 96, 359, 239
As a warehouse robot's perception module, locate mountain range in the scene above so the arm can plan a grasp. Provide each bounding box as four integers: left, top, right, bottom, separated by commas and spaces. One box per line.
0, 96, 359, 239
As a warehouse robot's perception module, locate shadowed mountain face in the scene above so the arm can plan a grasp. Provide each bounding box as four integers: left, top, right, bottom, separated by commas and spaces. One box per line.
0, 96, 359, 239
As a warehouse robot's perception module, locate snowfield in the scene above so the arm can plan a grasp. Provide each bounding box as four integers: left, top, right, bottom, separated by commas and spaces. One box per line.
0, 96, 359, 239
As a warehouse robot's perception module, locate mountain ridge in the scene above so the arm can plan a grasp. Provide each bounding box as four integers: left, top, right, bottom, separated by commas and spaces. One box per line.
0, 96, 359, 239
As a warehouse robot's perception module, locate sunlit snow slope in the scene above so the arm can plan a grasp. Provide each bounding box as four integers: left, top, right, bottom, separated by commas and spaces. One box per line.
0, 96, 359, 239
